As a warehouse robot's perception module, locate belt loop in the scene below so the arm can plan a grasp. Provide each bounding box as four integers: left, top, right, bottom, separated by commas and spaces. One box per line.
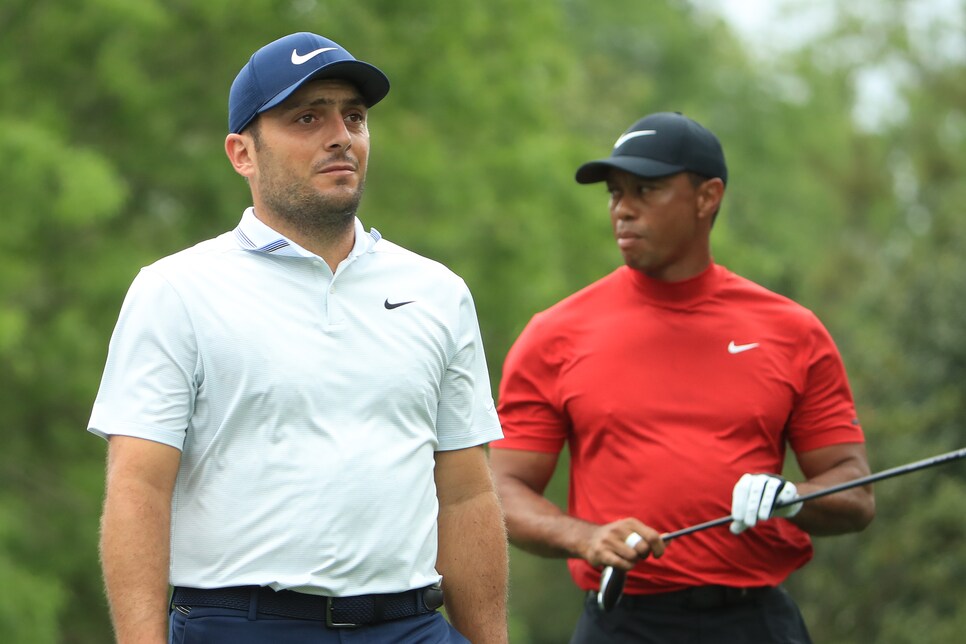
247, 587, 259, 621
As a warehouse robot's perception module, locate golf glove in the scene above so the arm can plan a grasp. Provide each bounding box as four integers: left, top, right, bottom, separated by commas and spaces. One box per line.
730, 473, 803, 534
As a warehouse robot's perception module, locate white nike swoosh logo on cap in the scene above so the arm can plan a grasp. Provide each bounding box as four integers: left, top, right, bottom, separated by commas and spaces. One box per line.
291, 47, 337, 65
613, 130, 656, 149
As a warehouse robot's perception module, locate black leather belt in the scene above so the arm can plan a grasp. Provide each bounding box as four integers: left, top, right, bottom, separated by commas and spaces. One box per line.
171, 583, 444, 628
592, 585, 772, 611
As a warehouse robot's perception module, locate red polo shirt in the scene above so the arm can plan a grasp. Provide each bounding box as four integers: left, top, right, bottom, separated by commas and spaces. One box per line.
493, 263, 864, 593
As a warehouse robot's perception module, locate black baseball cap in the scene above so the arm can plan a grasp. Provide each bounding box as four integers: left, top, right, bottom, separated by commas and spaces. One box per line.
575, 112, 727, 185
229, 32, 390, 134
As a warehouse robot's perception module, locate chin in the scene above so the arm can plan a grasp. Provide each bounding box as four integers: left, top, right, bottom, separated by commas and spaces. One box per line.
621, 252, 643, 268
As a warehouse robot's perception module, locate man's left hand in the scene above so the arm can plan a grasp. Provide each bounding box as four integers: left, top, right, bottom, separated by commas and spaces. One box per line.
730, 473, 803, 534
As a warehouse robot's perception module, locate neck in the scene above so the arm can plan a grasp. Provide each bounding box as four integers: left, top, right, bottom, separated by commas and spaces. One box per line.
641, 257, 711, 282
253, 206, 356, 271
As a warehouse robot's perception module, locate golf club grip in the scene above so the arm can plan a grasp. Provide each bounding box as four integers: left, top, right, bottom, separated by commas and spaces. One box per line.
596, 446, 966, 611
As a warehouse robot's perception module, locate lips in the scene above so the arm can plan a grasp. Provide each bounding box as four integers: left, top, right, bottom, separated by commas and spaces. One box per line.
318, 163, 356, 174
315, 154, 358, 174
616, 231, 642, 250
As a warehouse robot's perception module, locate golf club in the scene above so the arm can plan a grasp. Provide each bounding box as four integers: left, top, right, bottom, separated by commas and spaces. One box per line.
597, 446, 966, 612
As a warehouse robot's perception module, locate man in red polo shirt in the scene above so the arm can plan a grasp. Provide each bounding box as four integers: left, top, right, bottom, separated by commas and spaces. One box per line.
490, 112, 875, 643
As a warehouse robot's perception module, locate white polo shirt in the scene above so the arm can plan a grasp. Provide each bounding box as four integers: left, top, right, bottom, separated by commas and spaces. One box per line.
89, 208, 503, 595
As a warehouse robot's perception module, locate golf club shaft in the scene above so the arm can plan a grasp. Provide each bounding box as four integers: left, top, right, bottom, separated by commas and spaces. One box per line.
665, 447, 966, 541
598, 446, 966, 612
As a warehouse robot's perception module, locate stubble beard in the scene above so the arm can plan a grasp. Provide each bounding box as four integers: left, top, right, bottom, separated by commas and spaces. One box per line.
261, 173, 365, 241
252, 131, 366, 240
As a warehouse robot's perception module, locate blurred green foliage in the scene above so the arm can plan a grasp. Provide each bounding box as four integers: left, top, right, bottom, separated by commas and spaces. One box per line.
1, 0, 964, 641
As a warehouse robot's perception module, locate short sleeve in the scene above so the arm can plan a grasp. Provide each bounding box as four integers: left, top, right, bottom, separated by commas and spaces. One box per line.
492, 313, 570, 454
786, 318, 864, 453
88, 268, 199, 449
434, 281, 503, 451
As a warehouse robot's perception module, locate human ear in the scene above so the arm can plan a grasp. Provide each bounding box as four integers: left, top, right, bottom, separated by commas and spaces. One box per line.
225, 133, 256, 179
697, 178, 725, 221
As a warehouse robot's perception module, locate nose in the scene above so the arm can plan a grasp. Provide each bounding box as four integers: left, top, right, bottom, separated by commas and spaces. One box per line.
325, 119, 352, 151
611, 195, 638, 221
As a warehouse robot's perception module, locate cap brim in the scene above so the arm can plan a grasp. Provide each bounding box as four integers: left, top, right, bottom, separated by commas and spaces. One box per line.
260, 60, 391, 116
575, 157, 685, 184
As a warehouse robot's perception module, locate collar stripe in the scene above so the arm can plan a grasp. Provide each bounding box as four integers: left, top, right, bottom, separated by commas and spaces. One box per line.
259, 240, 290, 253
234, 228, 256, 249
233, 223, 290, 254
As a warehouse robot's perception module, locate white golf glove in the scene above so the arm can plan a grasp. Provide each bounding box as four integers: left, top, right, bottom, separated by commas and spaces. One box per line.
730, 473, 803, 535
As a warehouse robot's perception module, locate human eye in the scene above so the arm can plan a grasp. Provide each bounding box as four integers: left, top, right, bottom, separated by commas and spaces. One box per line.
295, 113, 317, 125
606, 187, 622, 207
345, 111, 367, 126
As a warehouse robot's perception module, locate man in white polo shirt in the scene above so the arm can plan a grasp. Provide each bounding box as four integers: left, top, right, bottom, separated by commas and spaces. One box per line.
89, 31, 508, 644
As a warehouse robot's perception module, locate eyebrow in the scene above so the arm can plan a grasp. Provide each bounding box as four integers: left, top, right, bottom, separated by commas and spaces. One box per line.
286, 95, 367, 110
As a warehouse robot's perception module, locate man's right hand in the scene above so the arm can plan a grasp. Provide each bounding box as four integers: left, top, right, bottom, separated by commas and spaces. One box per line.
582, 519, 665, 569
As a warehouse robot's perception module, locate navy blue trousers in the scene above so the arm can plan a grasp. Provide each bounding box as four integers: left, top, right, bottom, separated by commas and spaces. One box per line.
168, 605, 470, 643
570, 586, 813, 644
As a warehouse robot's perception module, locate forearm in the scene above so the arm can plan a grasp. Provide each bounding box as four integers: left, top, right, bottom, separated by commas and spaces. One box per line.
436, 489, 509, 644
792, 456, 876, 536
490, 449, 664, 570
498, 476, 598, 559
100, 479, 172, 644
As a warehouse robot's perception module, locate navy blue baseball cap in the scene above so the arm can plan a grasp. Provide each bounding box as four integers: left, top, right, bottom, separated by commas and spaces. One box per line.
575, 112, 727, 185
228, 32, 390, 134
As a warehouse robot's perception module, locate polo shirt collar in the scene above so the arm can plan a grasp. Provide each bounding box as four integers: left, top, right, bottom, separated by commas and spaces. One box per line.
233, 207, 381, 259
626, 262, 723, 308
